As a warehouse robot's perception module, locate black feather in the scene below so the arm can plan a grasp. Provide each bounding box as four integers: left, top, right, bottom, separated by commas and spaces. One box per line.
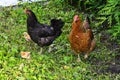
25, 9, 64, 47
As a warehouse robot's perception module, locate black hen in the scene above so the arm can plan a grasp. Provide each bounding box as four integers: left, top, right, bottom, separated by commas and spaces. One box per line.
25, 9, 64, 47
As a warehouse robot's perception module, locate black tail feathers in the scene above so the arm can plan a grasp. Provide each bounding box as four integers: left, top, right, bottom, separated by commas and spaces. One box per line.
50, 19, 64, 31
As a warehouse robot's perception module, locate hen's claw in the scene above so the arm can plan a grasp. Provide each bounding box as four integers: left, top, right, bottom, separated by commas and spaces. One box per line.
77, 54, 81, 62
84, 54, 88, 59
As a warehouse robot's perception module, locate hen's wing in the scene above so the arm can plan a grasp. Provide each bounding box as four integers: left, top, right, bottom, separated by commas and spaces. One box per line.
35, 19, 64, 38
34, 23, 55, 37
82, 15, 94, 39
37, 36, 56, 46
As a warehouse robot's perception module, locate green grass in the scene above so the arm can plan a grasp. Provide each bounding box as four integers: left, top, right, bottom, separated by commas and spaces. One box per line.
0, 1, 119, 80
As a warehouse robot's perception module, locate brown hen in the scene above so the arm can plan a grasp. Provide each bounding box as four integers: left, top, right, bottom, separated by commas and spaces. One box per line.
69, 15, 96, 62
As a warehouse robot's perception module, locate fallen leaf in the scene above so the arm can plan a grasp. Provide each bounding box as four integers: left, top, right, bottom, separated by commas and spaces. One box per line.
63, 65, 70, 69
20, 51, 30, 59
19, 63, 24, 70
23, 32, 31, 41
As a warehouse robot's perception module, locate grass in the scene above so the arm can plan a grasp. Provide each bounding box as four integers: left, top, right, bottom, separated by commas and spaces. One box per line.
0, 1, 119, 80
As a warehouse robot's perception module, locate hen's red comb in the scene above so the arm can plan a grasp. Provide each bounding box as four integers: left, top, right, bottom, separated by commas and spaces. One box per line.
73, 15, 79, 22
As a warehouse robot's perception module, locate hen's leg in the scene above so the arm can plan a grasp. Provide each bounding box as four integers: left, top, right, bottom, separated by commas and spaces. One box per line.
39, 47, 43, 54
77, 54, 81, 62
84, 39, 96, 59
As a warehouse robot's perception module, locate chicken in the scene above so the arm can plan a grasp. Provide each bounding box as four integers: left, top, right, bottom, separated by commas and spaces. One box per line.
69, 15, 96, 62
25, 9, 64, 53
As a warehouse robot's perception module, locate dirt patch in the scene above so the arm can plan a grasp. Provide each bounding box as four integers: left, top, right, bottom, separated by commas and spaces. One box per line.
93, 31, 120, 74
100, 32, 120, 53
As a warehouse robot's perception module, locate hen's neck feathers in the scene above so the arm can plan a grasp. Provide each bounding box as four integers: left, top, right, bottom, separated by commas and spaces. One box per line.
27, 11, 38, 27
72, 20, 84, 32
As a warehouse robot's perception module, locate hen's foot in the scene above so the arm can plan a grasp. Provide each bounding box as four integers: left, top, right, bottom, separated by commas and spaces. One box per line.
77, 58, 81, 62
84, 54, 88, 59
77, 54, 81, 62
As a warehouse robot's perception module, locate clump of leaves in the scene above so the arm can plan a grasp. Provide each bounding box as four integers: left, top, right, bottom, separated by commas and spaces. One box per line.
97, 0, 120, 40
64, 0, 107, 13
